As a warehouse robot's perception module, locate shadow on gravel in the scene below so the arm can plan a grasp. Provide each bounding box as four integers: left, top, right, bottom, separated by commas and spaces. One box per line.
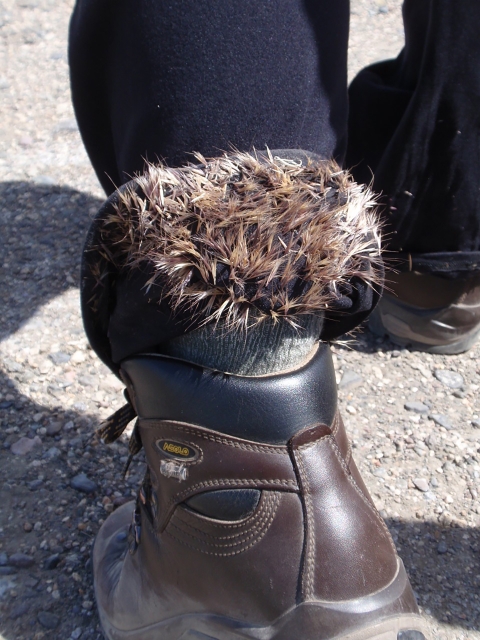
0, 181, 104, 342
386, 517, 480, 632
0, 361, 142, 640
0, 364, 478, 637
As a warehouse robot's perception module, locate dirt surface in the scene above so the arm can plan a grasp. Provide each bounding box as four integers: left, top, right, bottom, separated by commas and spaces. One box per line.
0, 1, 479, 639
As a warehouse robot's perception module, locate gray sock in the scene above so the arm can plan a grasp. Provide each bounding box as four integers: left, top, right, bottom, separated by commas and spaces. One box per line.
163, 314, 324, 375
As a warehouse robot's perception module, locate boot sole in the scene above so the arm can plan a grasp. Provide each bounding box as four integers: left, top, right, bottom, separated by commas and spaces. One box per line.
369, 294, 480, 354
95, 509, 427, 640
98, 608, 427, 640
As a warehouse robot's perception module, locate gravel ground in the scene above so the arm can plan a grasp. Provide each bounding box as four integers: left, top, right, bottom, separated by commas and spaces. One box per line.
0, 1, 479, 639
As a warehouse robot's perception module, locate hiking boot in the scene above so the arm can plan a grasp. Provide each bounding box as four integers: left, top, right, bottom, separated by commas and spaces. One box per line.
82, 151, 426, 639
370, 271, 480, 354
93, 343, 427, 640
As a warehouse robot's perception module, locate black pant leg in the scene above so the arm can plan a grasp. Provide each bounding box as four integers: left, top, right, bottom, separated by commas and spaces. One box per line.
347, 0, 480, 272
69, 0, 350, 195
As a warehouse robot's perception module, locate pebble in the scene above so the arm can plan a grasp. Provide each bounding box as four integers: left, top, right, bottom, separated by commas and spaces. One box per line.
10, 436, 42, 456
433, 369, 464, 389
49, 351, 71, 365
71, 350, 86, 364
339, 370, 363, 390
413, 478, 430, 492
9, 601, 30, 619
404, 401, 429, 414
44, 554, 61, 570
23, 522, 33, 532
46, 421, 63, 436
430, 414, 454, 430
37, 611, 60, 629
9, 553, 34, 568
71, 628, 83, 640
71, 473, 97, 494
28, 478, 43, 491
437, 541, 448, 554
0, 553, 8, 566
0, 578, 16, 598
45, 446, 61, 459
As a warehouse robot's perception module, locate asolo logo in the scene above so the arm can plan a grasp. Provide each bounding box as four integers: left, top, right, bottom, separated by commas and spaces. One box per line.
155, 439, 199, 461
163, 442, 189, 457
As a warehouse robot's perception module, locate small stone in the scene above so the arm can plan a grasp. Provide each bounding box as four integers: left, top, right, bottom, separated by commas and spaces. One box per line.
44, 554, 61, 570
71, 473, 97, 494
414, 446, 427, 457
346, 405, 357, 415
24, 577, 39, 588
71, 628, 83, 640
9, 600, 30, 619
18, 135, 34, 147
46, 421, 62, 436
430, 414, 454, 430
71, 350, 86, 364
10, 436, 42, 456
28, 478, 43, 491
33, 521, 42, 531
33, 175, 55, 186
9, 553, 34, 568
0, 578, 16, 597
63, 420, 75, 431
49, 351, 71, 365
44, 446, 61, 459
430, 477, 439, 488
339, 370, 363, 390
0, 553, 7, 566
37, 611, 60, 629
55, 118, 78, 132
413, 478, 429, 492
82, 600, 93, 611
433, 369, 464, 389
437, 541, 448, 554
404, 401, 429, 414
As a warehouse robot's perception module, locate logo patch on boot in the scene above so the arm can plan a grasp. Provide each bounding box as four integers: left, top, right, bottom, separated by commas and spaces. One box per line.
155, 440, 199, 461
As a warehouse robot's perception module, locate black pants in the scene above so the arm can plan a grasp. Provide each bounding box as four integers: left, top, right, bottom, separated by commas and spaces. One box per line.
69, 0, 480, 275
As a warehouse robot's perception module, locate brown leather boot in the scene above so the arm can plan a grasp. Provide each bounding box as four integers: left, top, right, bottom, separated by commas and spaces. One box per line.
370, 271, 480, 354
92, 343, 427, 640
83, 151, 426, 639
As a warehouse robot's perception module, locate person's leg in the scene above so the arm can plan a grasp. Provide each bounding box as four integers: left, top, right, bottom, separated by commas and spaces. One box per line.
69, 0, 349, 194
70, 2, 426, 638
347, 0, 480, 352
348, 0, 480, 261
